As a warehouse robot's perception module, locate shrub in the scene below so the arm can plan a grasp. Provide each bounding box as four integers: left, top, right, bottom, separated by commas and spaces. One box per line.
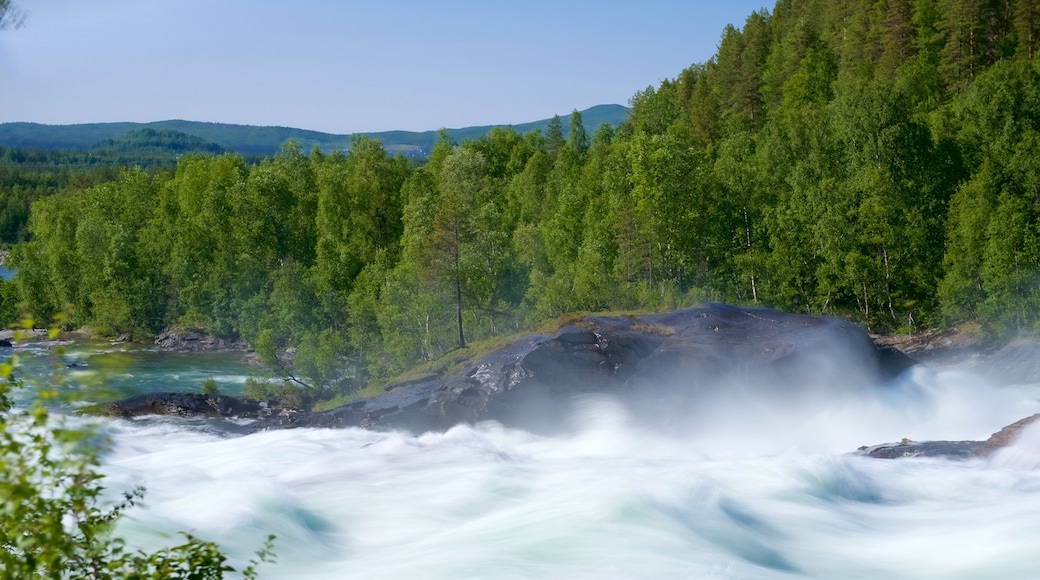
202, 377, 220, 395
0, 329, 275, 578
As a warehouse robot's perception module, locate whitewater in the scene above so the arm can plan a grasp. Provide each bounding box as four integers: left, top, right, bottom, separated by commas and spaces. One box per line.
18, 340, 1040, 578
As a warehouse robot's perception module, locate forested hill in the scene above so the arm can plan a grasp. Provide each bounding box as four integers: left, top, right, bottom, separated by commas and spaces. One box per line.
3, 0, 1040, 402
0, 104, 629, 156
90, 128, 227, 156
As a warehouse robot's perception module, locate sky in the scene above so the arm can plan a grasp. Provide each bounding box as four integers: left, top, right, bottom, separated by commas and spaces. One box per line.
0, 0, 769, 135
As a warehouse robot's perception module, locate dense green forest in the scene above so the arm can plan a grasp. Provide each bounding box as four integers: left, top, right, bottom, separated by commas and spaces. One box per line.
89, 128, 227, 156
5, 0, 1040, 397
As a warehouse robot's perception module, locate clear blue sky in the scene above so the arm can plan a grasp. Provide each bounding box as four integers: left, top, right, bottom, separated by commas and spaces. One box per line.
0, 1, 769, 134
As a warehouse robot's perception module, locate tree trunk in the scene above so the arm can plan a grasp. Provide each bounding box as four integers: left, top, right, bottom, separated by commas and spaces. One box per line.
453, 235, 465, 348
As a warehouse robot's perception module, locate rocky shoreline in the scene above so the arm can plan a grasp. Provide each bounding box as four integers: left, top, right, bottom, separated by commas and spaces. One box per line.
110, 304, 916, 429
91, 305, 1040, 458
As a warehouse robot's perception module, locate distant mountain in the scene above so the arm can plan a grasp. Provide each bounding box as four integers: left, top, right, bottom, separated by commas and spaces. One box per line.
0, 104, 629, 158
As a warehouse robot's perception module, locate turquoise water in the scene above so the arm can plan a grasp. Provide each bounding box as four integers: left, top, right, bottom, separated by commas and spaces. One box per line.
8, 337, 253, 404
9, 339, 1040, 579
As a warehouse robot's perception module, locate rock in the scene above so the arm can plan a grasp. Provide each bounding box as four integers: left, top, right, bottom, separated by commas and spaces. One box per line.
106, 392, 261, 419
111, 305, 915, 433
154, 328, 247, 352
859, 413, 1040, 459
0, 329, 49, 342
0, 339, 11, 348
872, 327, 995, 368
978, 413, 1040, 455
285, 304, 914, 433
858, 439, 985, 459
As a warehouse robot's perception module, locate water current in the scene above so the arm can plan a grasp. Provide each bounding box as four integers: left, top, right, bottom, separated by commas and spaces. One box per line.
11, 338, 1040, 578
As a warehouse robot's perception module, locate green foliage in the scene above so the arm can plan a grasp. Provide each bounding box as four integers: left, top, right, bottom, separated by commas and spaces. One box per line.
293, 329, 348, 391
9, 0, 1040, 411
202, 377, 219, 395
243, 377, 308, 410
90, 128, 226, 156
0, 338, 275, 578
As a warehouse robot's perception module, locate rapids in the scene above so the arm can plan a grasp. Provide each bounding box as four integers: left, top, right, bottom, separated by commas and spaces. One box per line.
13, 340, 1040, 578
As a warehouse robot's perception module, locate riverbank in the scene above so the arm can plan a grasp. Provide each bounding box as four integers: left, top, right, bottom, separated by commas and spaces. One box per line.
0, 328, 51, 341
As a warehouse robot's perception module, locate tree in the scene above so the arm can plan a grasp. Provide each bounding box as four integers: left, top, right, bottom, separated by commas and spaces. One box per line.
567, 110, 589, 156
0, 0, 25, 31
938, 0, 1010, 89
369, 169, 454, 370
1014, 0, 1040, 59
0, 334, 275, 578
939, 60, 1040, 331
376, 172, 457, 369
313, 137, 407, 325
544, 115, 566, 159
423, 149, 488, 348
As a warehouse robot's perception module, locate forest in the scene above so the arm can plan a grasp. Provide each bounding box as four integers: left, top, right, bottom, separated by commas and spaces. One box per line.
3, 0, 1040, 398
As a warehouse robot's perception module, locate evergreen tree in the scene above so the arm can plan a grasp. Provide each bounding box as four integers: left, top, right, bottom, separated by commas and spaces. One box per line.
544, 115, 566, 160
423, 148, 488, 348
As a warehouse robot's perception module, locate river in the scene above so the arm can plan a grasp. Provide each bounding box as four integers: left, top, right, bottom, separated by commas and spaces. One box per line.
12, 338, 1040, 578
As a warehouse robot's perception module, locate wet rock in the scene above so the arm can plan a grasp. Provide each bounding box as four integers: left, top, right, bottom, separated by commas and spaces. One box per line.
106, 392, 261, 419
113, 305, 916, 434
859, 414, 1040, 459
978, 413, 1040, 455
291, 304, 915, 433
859, 439, 985, 459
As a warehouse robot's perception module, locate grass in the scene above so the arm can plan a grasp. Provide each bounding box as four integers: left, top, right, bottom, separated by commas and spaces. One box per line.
628, 321, 676, 335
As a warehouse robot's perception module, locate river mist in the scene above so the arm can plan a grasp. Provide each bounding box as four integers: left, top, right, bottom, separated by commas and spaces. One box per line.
74, 346, 1040, 579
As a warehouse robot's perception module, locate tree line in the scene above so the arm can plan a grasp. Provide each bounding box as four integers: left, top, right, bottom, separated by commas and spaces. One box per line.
4, 0, 1040, 391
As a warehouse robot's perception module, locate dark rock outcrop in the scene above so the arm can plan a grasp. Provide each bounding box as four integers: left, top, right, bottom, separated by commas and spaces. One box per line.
112, 305, 915, 433
858, 439, 985, 459
859, 413, 1040, 459
106, 392, 261, 419
277, 304, 915, 433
